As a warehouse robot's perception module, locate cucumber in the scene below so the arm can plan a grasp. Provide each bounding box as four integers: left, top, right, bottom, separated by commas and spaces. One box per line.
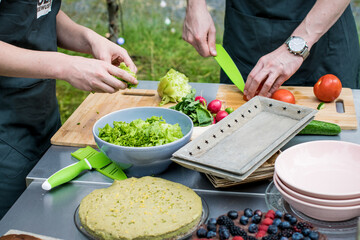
298, 120, 341, 136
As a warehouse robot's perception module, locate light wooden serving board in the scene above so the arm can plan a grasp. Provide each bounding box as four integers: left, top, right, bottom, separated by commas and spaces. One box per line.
51, 86, 357, 147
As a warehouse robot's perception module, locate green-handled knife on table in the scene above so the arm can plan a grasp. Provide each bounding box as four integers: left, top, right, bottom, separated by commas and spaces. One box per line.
214, 44, 245, 92
42, 146, 127, 190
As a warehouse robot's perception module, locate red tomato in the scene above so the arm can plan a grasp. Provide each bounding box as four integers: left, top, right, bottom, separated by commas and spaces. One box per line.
271, 89, 296, 104
313, 74, 342, 102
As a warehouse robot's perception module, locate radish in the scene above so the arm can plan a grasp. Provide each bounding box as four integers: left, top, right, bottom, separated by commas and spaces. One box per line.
215, 110, 228, 122
195, 96, 207, 107
207, 99, 222, 114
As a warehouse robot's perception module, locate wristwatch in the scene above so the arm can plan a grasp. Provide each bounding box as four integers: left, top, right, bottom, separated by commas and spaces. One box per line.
285, 36, 309, 60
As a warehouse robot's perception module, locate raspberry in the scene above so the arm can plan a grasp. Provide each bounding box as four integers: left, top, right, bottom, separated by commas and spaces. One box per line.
255, 230, 267, 238
262, 218, 273, 226
265, 210, 275, 219
232, 237, 244, 240
259, 224, 269, 232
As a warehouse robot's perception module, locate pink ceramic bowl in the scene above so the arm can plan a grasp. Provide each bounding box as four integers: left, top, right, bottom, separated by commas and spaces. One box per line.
275, 140, 360, 200
273, 177, 360, 221
274, 172, 360, 207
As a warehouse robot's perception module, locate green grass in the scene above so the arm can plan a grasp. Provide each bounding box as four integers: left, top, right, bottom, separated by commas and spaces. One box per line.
57, 0, 222, 124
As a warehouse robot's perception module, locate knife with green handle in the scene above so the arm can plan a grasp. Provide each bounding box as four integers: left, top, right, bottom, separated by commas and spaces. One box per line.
42, 146, 127, 190
214, 44, 245, 92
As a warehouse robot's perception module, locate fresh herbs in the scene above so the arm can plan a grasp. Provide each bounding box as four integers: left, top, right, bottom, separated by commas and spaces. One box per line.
98, 116, 183, 147
170, 89, 213, 127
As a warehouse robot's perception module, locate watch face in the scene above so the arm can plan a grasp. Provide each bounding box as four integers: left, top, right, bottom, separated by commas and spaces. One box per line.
288, 37, 306, 53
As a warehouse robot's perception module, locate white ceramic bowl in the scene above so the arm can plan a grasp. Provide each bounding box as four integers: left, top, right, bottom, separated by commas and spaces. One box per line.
275, 140, 360, 200
274, 172, 360, 207
273, 176, 360, 221
93, 107, 193, 177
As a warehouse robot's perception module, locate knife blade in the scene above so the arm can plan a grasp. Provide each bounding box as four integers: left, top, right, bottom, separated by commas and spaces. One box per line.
214, 44, 245, 92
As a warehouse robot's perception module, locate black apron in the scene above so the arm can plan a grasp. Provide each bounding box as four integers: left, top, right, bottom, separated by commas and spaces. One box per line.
0, 0, 62, 219
221, 0, 360, 89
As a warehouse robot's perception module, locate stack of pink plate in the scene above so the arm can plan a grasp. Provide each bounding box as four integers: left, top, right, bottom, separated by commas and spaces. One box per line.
274, 140, 360, 222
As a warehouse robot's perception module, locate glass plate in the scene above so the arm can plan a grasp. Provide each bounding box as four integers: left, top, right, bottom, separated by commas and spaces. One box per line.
265, 181, 358, 238
74, 198, 209, 240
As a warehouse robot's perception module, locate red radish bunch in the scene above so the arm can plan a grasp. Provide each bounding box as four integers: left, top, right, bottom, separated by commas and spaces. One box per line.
207, 99, 222, 114
195, 96, 233, 123
215, 110, 228, 122
195, 96, 207, 106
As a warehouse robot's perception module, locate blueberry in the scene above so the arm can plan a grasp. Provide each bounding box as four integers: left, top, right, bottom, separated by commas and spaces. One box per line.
206, 230, 217, 238
280, 237, 289, 240
207, 217, 217, 225
275, 210, 283, 218
239, 215, 249, 225
219, 225, 227, 231
196, 228, 207, 238
248, 223, 258, 233
304, 237, 311, 240
292, 232, 304, 240
254, 209, 262, 217
284, 213, 292, 221
289, 216, 298, 225
219, 228, 230, 240
252, 214, 261, 224
279, 221, 291, 229
272, 218, 282, 226
207, 223, 217, 232
302, 228, 311, 236
244, 208, 253, 217
227, 210, 238, 219
267, 225, 278, 234
309, 231, 319, 240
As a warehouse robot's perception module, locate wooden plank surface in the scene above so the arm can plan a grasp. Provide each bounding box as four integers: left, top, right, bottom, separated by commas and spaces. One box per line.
51, 86, 357, 147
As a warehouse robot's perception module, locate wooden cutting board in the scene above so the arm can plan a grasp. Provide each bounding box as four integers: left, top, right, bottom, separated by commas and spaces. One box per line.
51, 86, 357, 147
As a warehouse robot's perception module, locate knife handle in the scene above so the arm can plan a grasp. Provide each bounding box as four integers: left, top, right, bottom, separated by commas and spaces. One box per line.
41, 159, 92, 191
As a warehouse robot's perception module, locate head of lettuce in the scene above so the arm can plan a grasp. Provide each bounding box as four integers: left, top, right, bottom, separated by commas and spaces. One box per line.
157, 69, 192, 106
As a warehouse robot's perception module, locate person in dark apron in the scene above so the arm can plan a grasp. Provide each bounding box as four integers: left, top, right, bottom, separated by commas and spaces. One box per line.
0, 0, 137, 220
183, 0, 360, 99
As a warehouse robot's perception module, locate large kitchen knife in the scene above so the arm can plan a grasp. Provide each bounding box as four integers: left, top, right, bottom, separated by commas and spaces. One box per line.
214, 44, 245, 92
42, 146, 127, 190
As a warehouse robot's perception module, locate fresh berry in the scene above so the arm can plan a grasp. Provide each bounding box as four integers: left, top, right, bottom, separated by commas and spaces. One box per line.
302, 228, 311, 236
232, 237, 244, 240
262, 234, 278, 240
279, 221, 291, 229
284, 213, 293, 221
207, 218, 217, 225
304, 237, 311, 240
267, 224, 278, 234
244, 208, 253, 217
292, 232, 304, 240
217, 215, 234, 228
254, 209, 263, 217
207, 224, 217, 232
219, 228, 230, 240
265, 210, 275, 219
293, 226, 302, 233
296, 221, 313, 231
280, 228, 294, 238
280, 237, 289, 240
259, 224, 269, 232
255, 230, 267, 238
247, 237, 257, 240
275, 210, 283, 218
248, 223, 258, 233
252, 214, 261, 224
239, 215, 249, 225
227, 210, 238, 220
309, 231, 319, 240
206, 230, 217, 238
262, 218, 273, 226
196, 228, 207, 238
272, 218, 282, 226
229, 225, 246, 237
289, 216, 298, 225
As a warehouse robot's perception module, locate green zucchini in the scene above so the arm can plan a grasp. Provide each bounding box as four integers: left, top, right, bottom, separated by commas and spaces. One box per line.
298, 120, 341, 136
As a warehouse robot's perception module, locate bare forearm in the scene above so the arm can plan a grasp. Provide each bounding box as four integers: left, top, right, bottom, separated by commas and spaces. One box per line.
292, 0, 351, 49
0, 41, 68, 79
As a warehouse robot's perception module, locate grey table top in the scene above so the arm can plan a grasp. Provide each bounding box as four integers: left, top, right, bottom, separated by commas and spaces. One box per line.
1, 81, 359, 239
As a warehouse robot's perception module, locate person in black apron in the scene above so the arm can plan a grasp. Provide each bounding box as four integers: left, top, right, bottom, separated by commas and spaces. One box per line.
183, 0, 360, 99
0, 0, 137, 220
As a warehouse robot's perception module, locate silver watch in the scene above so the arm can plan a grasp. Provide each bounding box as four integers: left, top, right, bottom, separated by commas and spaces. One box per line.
285, 36, 309, 60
